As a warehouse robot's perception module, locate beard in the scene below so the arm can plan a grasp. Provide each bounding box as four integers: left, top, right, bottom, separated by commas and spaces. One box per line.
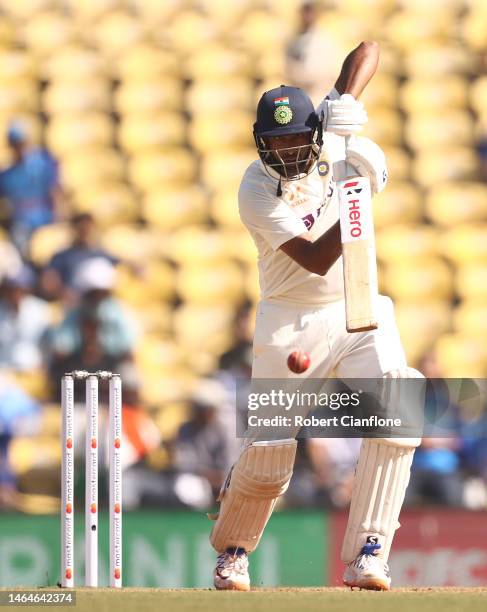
266, 144, 314, 178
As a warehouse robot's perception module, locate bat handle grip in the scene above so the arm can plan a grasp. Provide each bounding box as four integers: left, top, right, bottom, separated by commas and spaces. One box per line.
333, 134, 357, 181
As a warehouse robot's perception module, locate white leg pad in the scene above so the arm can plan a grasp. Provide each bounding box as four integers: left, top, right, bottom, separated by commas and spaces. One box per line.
341, 437, 419, 564
210, 439, 297, 553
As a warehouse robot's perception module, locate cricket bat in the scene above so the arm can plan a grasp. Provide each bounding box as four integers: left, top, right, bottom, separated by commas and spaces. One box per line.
324, 42, 381, 332
334, 134, 378, 332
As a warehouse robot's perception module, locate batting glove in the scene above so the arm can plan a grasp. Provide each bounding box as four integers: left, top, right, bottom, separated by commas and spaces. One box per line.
322, 93, 368, 136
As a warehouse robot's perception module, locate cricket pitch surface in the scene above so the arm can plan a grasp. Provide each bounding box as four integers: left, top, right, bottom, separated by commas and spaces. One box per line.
2, 587, 487, 612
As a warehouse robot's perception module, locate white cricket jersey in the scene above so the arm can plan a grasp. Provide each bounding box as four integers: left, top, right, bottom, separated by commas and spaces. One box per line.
239, 131, 345, 305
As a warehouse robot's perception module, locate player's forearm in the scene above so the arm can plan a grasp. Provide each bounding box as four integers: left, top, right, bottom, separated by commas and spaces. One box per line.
334, 41, 380, 98
280, 221, 341, 276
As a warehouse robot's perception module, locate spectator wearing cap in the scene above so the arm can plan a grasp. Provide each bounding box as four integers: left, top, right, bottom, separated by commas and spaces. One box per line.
45, 258, 138, 398
0, 120, 64, 256
0, 266, 50, 371
40, 213, 118, 303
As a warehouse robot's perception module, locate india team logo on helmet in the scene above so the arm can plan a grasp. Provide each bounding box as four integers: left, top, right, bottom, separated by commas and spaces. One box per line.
273, 96, 293, 125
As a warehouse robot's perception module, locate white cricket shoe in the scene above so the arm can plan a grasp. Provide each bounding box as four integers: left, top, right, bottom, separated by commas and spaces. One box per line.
343, 540, 391, 591
214, 548, 250, 591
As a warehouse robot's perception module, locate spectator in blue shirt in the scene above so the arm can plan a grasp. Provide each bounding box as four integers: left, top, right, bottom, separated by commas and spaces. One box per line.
0, 120, 64, 256
45, 258, 137, 399
40, 212, 118, 302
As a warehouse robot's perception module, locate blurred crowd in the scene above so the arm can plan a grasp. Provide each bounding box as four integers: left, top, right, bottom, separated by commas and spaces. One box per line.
0, 0, 487, 514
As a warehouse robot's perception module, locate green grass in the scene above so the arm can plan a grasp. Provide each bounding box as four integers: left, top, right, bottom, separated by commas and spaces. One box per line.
2, 587, 487, 612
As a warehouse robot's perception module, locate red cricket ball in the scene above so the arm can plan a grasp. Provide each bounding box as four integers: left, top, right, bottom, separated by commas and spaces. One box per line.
287, 349, 311, 374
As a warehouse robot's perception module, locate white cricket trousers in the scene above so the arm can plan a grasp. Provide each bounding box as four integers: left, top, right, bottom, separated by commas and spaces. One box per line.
251, 295, 407, 379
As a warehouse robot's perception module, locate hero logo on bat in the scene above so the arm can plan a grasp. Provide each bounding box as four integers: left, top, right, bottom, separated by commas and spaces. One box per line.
344, 180, 362, 238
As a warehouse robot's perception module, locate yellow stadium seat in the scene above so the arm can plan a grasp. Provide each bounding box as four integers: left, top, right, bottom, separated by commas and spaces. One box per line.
235, 9, 290, 55
469, 75, 487, 117
9, 436, 60, 476
114, 261, 175, 306
196, 0, 256, 29
461, 7, 487, 52
90, 11, 143, 59
363, 108, 402, 145
200, 148, 256, 190
376, 224, 439, 262
381, 258, 453, 302
184, 43, 252, 80
41, 44, 107, 81
405, 111, 474, 150
1, 0, 56, 20
0, 80, 38, 114
29, 223, 71, 266
13, 369, 49, 400
173, 304, 235, 355
114, 80, 183, 114
166, 226, 229, 265
135, 303, 173, 336
222, 230, 258, 265
400, 77, 468, 113
21, 12, 75, 57
46, 113, 113, 155
256, 52, 286, 81
176, 263, 245, 305
132, 0, 180, 25
39, 403, 61, 436
425, 182, 487, 226
385, 9, 455, 50
142, 185, 207, 230
189, 113, 253, 153
100, 224, 160, 262
210, 190, 240, 228
186, 79, 254, 115
153, 403, 190, 442
435, 333, 487, 377
340, 0, 396, 17
244, 262, 260, 301
118, 113, 185, 153
411, 147, 478, 187
373, 181, 422, 229
61, 147, 125, 194
403, 43, 472, 76
452, 301, 487, 337
455, 264, 487, 301
128, 149, 197, 194
381, 146, 410, 181
135, 336, 185, 376
361, 74, 399, 109
440, 224, 487, 264
42, 79, 111, 114
0, 49, 37, 81
398, 0, 463, 11
73, 182, 138, 227
115, 44, 181, 80
395, 301, 451, 365
65, 0, 121, 24
159, 10, 217, 53
0, 19, 16, 46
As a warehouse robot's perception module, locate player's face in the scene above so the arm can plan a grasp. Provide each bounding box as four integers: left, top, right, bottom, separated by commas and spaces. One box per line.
262, 132, 314, 178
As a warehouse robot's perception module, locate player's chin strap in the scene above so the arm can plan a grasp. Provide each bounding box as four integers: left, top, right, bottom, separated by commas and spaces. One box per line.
276, 177, 282, 197
341, 367, 424, 565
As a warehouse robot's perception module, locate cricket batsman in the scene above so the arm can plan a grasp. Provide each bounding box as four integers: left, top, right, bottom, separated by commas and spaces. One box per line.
208, 41, 423, 591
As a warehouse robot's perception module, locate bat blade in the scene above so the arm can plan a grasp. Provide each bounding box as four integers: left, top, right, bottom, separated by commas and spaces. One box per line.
337, 175, 378, 332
